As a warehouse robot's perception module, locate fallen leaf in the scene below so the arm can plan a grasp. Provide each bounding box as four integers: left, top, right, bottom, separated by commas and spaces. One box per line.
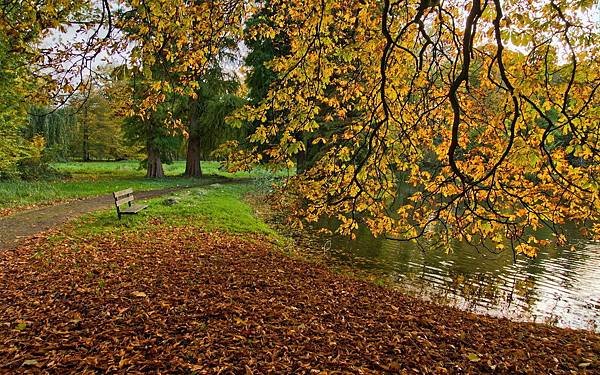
0, 226, 597, 373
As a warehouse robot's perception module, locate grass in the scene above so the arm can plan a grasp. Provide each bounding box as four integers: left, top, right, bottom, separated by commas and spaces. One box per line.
61, 182, 283, 243
0, 160, 292, 211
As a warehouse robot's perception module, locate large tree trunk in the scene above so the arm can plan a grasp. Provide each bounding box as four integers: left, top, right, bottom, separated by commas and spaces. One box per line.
184, 97, 203, 178
184, 135, 203, 178
146, 146, 164, 178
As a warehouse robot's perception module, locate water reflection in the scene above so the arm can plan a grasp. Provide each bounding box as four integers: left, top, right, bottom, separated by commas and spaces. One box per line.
309, 221, 600, 332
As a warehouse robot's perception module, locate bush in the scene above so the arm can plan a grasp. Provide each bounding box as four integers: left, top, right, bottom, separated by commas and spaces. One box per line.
16, 156, 67, 181
14, 136, 69, 181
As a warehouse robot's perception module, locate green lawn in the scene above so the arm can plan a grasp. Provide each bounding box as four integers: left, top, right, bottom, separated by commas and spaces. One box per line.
54, 182, 284, 243
0, 160, 292, 211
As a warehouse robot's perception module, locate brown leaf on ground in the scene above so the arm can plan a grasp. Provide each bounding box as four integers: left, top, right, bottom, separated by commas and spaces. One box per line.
0, 227, 598, 373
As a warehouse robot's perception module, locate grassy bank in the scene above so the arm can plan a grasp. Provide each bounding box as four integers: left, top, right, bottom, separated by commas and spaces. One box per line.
63, 182, 280, 241
0, 161, 290, 212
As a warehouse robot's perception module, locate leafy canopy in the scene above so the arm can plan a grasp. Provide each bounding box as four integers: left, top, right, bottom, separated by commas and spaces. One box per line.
5, 0, 599, 254
232, 0, 599, 255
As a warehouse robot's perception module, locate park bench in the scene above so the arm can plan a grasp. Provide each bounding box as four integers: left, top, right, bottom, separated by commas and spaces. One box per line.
113, 188, 148, 219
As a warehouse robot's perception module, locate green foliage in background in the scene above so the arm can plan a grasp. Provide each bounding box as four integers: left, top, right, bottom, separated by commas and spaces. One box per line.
0, 33, 34, 178
0, 160, 292, 210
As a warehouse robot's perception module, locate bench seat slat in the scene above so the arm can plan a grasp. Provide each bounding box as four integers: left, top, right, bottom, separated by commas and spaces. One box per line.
115, 195, 135, 206
113, 188, 147, 219
120, 204, 148, 214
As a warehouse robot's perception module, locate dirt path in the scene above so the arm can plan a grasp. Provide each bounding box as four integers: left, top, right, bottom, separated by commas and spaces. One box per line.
0, 181, 233, 251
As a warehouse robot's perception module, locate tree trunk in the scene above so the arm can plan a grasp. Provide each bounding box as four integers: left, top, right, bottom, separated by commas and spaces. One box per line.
296, 148, 307, 174
184, 134, 203, 178
296, 138, 312, 174
146, 146, 164, 178
184, 97, 203, 178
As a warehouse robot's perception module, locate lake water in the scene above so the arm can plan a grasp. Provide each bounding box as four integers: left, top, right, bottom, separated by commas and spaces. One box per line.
306, 221, 600, 332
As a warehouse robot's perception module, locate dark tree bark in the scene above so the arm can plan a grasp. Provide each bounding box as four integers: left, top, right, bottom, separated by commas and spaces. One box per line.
146, 145, 164, 178
184, 135, 203, 177
296, 148, 307, 174
296, 139, 314, 174
184, 98, 203, 178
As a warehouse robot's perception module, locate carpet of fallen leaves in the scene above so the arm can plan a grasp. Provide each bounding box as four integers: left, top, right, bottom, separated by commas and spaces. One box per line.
1, 226, 598, 374
0, 208, 15, 218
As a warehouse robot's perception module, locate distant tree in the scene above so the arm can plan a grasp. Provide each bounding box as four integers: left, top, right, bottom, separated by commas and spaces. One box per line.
243, 1, 323, 173
0, 0, 109, 177
119, 0, 245, 178
0, 31, 35, 178
124, 110, 181, 178
122, 67, 184, 178
26, 107, 76, 161
184, 66, 244, 177
244, 2, 284, 106
25, 70, 137, 163
71, 88, 135, 161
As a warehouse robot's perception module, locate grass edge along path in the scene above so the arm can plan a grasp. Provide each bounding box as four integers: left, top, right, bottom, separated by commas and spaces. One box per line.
60, 182, 281, 240
0, 179, 259, 251
0, 160, 292, 215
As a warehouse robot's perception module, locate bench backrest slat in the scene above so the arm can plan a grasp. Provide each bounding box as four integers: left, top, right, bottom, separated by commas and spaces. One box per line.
115, 195, 135, 207
114, 188, 134, 199
113, 187, 143, 219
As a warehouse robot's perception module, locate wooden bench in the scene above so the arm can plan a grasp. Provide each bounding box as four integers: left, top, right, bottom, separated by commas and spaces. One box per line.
113, 188, 148, 219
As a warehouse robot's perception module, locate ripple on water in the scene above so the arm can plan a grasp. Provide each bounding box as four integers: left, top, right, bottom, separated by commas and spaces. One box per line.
316, 225, 600, 332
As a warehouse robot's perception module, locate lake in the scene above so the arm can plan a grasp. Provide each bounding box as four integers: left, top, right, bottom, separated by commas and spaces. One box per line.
305, 221, 600, 332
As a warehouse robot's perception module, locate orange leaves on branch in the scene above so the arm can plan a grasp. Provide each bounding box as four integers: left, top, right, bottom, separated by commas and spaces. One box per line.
7, 0, 599, 253
231, 0, 600, 254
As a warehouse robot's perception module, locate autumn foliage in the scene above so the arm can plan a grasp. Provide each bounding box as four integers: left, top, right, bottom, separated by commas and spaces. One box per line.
2, 0, 599, 250
232, 0, 600, 256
